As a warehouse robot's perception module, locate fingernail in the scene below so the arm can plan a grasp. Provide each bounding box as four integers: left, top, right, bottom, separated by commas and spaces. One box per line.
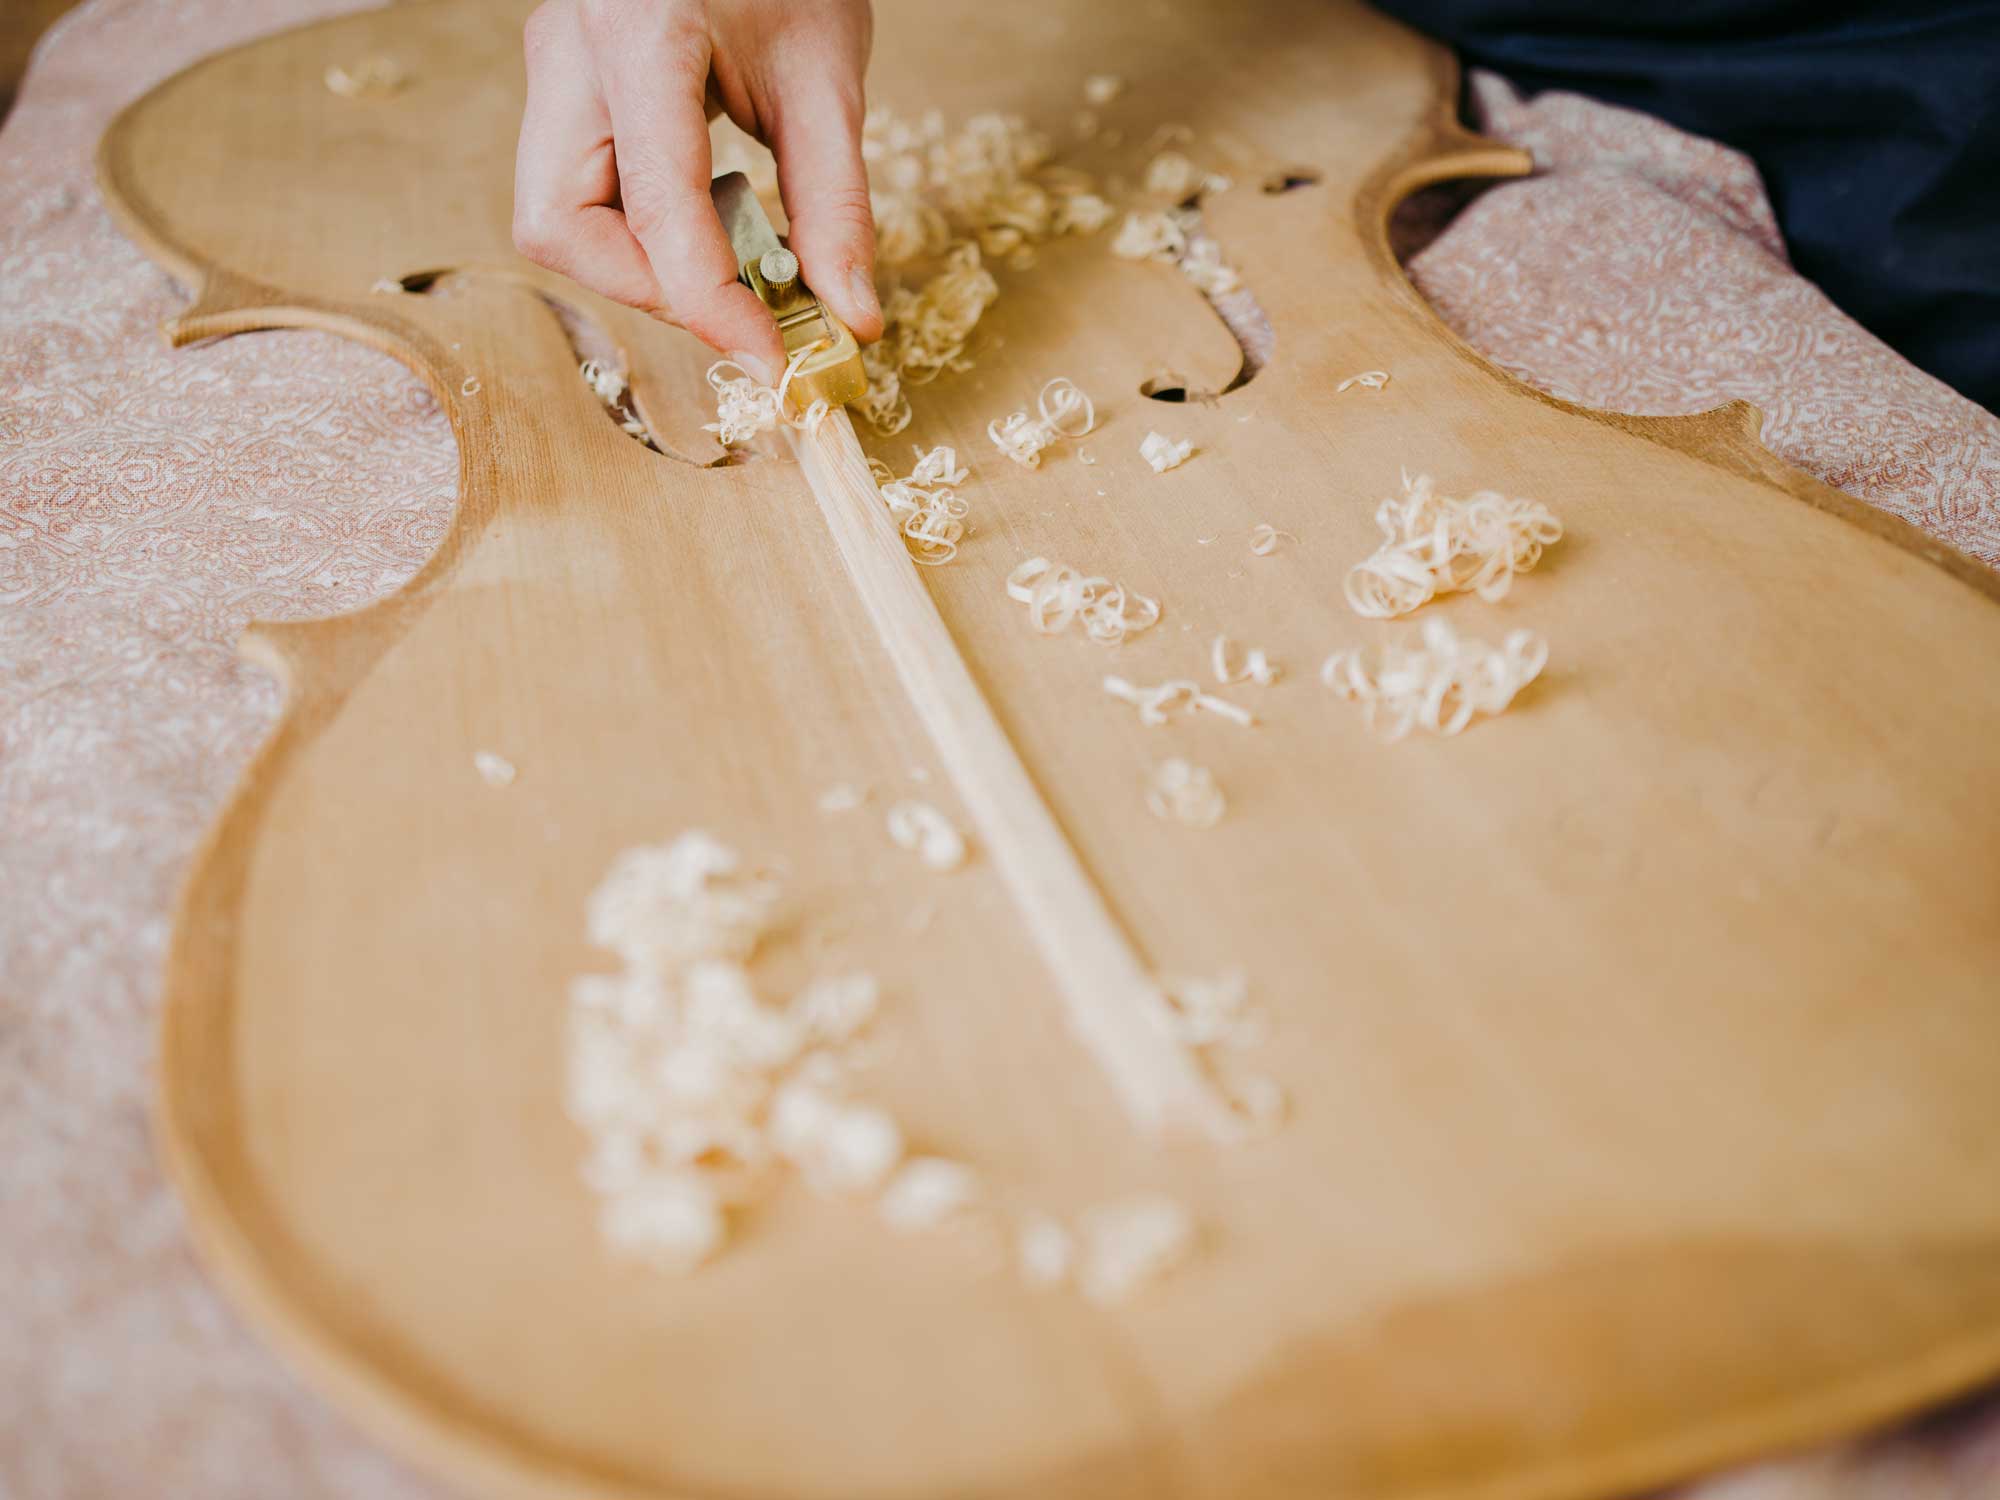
847, 266, 881, 326
727, 349, 775, 386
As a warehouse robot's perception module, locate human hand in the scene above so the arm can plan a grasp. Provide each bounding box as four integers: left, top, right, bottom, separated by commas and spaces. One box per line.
512, 0, 882, 383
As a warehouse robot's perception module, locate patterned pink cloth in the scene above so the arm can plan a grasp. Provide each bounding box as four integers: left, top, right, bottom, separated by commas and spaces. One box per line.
2, 4, 1996, 1497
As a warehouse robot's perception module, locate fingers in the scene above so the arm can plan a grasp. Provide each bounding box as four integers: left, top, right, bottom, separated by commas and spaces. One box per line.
583, 3, 786, 375
766, 67, 883, 343
512, 0, 663, 312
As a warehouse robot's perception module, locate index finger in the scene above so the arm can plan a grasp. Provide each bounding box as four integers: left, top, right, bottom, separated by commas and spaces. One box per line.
585, 11, 786, 374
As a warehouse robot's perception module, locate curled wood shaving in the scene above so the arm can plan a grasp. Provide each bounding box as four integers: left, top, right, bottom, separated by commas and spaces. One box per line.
1178, 236, 1242, 295
579, 359, 655, 445
1157, 975, 1284, 1136
1321, 620, 1548, 740
1112, 207, 1240, 294
1076, 1196, 1196, 1304
1144, 150, 1232, 200
1159, 972, 1263, 1048
853, 358, 913, 436
1337, 370, 1390, 392
879, 1157, 981, 1231
1140, 431, 1194, 473
1248, 524, 1294, 556
817, 782, 866, 814
790, 973, 881, 1045
324, 56, 405, 98
1013, 1196, 1198, 1302
579, 358, 626, 404
702, 341, 834, 448
988, 377, 1096, 468
1226, 1070, 1287, 1129
1144, 150, 1203, 197
769, 1079, 903, 1195
1111, 209, 1188, 262
1053, 192, 1115, 234
1211, 635, 1280, 686
1103, 676, 1254, 727
472, 750, 516, 788
1017, 1214, 1076, 1288
909, 444, 969, 486
1146, 758, 1225, 828
871, 444, 973, 566
459, 376, 481, 397
1344, 470, 1564, 617
886, 799, 969, 870
1082, 74, 1125, 106
1006, 557, 1161, 644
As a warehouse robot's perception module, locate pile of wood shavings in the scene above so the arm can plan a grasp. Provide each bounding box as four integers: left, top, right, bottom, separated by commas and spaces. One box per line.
1103, 676, 1253, 727
1147, 758, 1224, 828
865, 108, 1108, 263
1006, 558, 1161, 644
870, 445, 972, 566
863, 244, 999, 435
1140, 431, 1194, 473
568, 833, 1217, 1298
988, 377, 1096, 467
1322, 620, 1548, 740
568, 832, 914, 1268
1345, 470, 1563, 617
856, 107, 1114, 435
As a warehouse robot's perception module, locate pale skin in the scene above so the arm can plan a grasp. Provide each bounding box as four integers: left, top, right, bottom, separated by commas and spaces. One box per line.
512, 0, 883, 384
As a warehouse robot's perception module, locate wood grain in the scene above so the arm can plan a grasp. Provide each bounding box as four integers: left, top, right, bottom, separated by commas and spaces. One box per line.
95, 1, 2000, 1498
794, 410, 1245, 1141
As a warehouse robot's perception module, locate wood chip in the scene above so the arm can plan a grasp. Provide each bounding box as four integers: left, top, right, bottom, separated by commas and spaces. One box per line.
886, 800, 969, 871
472, 750, 516, 788
1146, 758, 1225, 827
1140, 431, 1194, 473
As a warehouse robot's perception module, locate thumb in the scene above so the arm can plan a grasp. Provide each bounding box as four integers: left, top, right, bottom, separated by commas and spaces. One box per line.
768, 77, 883, 343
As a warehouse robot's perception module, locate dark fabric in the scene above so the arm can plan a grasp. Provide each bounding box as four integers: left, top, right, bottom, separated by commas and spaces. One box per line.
1373, 0, 2000, 413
